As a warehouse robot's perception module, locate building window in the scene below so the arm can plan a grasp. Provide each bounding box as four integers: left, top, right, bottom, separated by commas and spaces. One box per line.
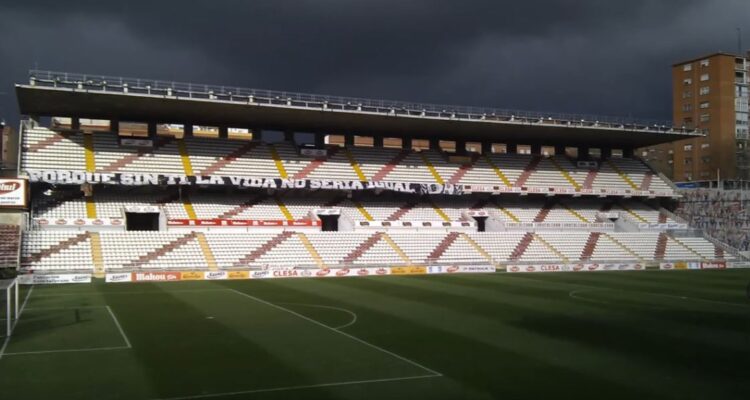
702, 156, 711, 164
668, 149, 674, 155
700, 113, 710, 122
700, 59, 710, 67
683, 78, 692, 85
700, 171, 710, 178
682, 90, 692, 99
701, 143, 710, 149
682, 103, 693, 112
700, 73, 709, 81
683, 64, 693, 71
699, 86, 710, 95
684, 158, 692, 165
699, 101, 710, 109
684, 172, 692, 181
683, 144, 692, 151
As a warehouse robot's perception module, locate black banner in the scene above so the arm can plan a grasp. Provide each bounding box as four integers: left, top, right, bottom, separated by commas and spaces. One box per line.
26, 170, 464, 195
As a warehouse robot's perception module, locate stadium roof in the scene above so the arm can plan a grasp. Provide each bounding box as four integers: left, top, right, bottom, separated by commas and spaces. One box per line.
16, 70, 704, 148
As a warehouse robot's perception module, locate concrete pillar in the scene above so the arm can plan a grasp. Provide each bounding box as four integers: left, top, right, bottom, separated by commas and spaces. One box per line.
71, 117, 81, 131
253, 129, 264, 142
481, 142, 492, 154
601, 147, 612, 160
623, 148, 634, 158
506, 143, 517, 154
314, 133, 325, 148
530, 144, 542, 155
345, 135, 355, 147
109, 119, 120, 135
554, 144, 565, 156
283, 130, 294, 142
402, 137, 412, 150
147, 122, 157, 139
218, 126, 228, 139
429, 138, 440, 151
455, 140, 466, 155
578, 146, 590, 159
373, 135, 384, 147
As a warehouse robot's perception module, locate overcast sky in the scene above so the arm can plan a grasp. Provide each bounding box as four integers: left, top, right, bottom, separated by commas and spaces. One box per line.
1, 0, 749, 127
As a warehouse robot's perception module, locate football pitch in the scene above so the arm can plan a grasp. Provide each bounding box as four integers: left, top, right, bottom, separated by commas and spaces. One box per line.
1, 270, 749, 400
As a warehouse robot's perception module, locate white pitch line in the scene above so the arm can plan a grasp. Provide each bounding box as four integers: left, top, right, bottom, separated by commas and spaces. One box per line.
2, 345, 130, 356
228, 288, 442, 377
152, 373, 440, 400
31, 288, 228, 297
278, 302, 358, 330
106, 306, 132, 348
24, 305, 107, 311
0, 286, 34, 361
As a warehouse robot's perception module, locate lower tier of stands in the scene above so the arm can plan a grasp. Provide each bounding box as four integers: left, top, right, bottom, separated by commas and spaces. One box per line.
20, 231, 729, 273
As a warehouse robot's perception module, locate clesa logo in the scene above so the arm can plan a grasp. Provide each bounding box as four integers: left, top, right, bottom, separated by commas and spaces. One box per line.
316, 269, 331, 277
447, 266, 460, 273
0, 182, 20, 194
273, 269, 299, 277
357, 268, 369, 276
335, 268, 350, 277
376, 268, 388, 275
541, 265, 560, 272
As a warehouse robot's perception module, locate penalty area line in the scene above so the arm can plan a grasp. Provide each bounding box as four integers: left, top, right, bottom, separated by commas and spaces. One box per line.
152, 373, 441, 400
228, 288, 442, 377
0, 286, 35, 361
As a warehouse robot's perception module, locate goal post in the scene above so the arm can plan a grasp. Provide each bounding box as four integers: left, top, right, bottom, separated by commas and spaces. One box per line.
0, 278, 20, 338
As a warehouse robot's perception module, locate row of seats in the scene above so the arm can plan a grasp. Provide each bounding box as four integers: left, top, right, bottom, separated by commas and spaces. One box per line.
19, 231, 726, 271
32, 190, 675, 224
0, 224, 21, 268
21, 127, 674, 194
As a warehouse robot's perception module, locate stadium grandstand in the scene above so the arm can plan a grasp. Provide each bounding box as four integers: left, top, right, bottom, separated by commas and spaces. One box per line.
2, 69, 743, 283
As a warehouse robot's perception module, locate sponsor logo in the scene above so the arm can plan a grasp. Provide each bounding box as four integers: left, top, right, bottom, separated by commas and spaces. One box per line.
132, 272, 181, 282
74, 219, 85, 225
38, 219, 49, 225
509, 266, 520, 272
376, 268, 388, 275
181, 271, 204, 280
272, 269, 299, 277
316, 269, 331, 277
204, 271, 227, 280
227, 271, 250, 279
111, 219, 123, 225
251, 270, 270, 279
93, 219, 103, 225
335, 268, 350, 277
701, 261, 726, 270
55, 219, 67, 225
0, 181, 20, 194
447, 266, 460, 273
526, 266, 536, 272
106, 273, 131, 283
357, 268, 369, 276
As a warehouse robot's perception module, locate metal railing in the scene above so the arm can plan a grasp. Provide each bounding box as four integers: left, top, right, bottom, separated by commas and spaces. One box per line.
26, 69, 702, 135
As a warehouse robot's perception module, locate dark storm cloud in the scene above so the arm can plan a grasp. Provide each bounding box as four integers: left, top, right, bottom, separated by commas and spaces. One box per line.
1, 0, 749, 127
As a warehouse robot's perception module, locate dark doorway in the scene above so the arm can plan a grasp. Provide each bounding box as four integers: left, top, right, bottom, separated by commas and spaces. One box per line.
319, 215, 339, 232
126, 212, 159, 231
474, 216, 487, 232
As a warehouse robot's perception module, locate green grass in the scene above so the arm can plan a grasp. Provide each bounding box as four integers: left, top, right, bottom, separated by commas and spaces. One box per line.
1, 270, 749, 399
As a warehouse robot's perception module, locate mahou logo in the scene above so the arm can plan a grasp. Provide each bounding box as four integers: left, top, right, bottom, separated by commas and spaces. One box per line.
0, 182, 20, 194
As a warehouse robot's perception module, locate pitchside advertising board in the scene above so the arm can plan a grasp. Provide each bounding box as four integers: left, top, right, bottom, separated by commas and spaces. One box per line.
659, 261, 727, 270
0, 178, 28, 208
506, 263, 645, 273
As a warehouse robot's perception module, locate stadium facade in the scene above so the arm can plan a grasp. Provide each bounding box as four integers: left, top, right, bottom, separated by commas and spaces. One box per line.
2, 70, 746, 284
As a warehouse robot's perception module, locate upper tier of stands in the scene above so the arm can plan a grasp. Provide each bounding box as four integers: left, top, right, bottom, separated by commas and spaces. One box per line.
21, 126, 675, 196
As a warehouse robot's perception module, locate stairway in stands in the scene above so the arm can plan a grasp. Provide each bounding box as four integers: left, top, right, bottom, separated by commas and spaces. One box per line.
372, 150, 410, 181
234, 231, 294, 267
21, 232, 91, 265
510, 232, 534, 261
448, 154, 479, 184
126, 232, 198, 268
293, 148, 340, 179
579, 232, 601, 261
343, 232, 384, 264
514, 156, 542, 187
654, 233, 668, 260
427, 232, 460, 263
